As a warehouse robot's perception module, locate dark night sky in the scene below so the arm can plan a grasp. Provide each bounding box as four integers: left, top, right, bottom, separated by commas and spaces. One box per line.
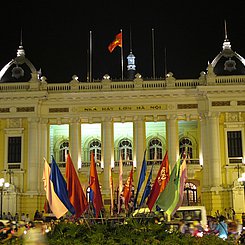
1, 1, 245, 82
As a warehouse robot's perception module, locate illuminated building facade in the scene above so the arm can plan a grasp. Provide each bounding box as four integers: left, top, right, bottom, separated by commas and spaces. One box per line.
0, 31, 245, 219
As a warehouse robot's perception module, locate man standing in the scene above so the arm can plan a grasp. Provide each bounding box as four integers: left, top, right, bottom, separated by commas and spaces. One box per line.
214, 215, 228, 240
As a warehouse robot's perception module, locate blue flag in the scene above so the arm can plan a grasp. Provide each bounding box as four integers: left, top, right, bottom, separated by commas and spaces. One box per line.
139, 164, 153, 207
50, 156, 75, 215
134, 150, 147, 208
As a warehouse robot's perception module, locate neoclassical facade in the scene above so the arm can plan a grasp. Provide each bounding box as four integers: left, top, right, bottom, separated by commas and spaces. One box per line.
1, 31, 245, 219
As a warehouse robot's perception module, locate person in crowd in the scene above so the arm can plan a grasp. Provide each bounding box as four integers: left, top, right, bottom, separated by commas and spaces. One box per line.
214, 215, 228, 240
1, 212, 7, 220
207, 216, 217, 233
179, 219, 189, 234
21, 213, 25, 222
40, 210, 44, 221
25, 214, 30, 223
242, 212, 245, 228
13, 212, 19, 222
228, 207, 236, 220
6, 211, 12, 221
223, 208, 229, 220
34, 210, 41, 220
192, 220, 204, 237
228, 219, 239, 240
0, 221, 12, 243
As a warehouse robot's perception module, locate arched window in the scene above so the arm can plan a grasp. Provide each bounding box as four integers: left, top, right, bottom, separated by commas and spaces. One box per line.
59, 141, 69, 163
179, 137, 193, 159
119, 138, 132, 164
148, 138, 163, 164
183, 182, 198, 206
89, 139, 101, 163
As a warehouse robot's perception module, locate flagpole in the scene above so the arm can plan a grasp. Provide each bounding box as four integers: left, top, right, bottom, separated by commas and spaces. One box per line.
89, 30, 92, 82
152, 28, 156, 79
164, 47, 167, 78
120, 29, 124, 80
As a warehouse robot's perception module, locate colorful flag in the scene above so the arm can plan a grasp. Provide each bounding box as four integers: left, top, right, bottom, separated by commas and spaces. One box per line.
155, 157, 185, 216
42, 158, 68, 219
134, 150, 147, 209
110, 167, 114, 216
123, 166, 134, 210
65, 153, 88, 218
89, 152, 104, 218
146, 151, 169, 211
108, 32, 122, 53
118, 152, 123, 214
139, 164, 154, 207
50, 156, 75, 215
171, 158, 187, 215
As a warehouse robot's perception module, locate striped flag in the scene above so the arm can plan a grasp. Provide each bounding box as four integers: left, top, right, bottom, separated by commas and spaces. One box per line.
42, 158, 68, 219
50, 156, 75, 215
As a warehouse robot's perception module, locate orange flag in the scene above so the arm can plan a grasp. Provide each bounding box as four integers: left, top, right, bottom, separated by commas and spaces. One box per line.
89, 152, 104, 218
108, 32, 122, 53
123, 166, 134, 210
146, 151, 170, 211
66, 153, 88, 218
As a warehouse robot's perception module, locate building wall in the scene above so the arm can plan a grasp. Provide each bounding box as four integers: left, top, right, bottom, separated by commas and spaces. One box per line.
1, 73, 245, 219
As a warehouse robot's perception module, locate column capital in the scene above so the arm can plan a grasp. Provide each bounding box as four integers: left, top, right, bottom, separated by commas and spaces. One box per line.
27, 117, 40, 124
40, 118, 49, 124
207, 112, 220, 119
133, 115, 145, 121
102, 116, 113, 122
69, 117, 80, 124
198, 113, 208, 121
166, 114, 177, 120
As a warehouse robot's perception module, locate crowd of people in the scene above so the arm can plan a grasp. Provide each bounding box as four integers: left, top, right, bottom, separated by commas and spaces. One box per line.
178, 208, 245, 243
1, 207, 245, 243
0, 210, 48, 243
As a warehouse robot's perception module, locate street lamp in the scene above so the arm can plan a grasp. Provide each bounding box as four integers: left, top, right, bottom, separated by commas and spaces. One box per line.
0, 178, 10, 219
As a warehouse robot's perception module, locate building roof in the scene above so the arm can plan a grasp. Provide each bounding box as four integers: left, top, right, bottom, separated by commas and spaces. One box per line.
210, 22, 245, 76
0, 39, 39, 83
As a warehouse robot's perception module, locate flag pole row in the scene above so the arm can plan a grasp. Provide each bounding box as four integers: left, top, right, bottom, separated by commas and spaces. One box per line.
43, 150, 187, 219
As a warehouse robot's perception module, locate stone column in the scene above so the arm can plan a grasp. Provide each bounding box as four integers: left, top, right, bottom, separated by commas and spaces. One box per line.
167, 115, 178, 167
133, 116, 146, 181
101, 117, 114, 195
27, 118, 39, 193
69, 117, 81, 169
207, 113, 222, 187
39, 119, 48, 193
199, 114, 209, 188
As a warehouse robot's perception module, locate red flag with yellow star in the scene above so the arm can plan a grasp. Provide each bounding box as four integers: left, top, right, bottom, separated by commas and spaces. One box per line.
108, 32, 122, 53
